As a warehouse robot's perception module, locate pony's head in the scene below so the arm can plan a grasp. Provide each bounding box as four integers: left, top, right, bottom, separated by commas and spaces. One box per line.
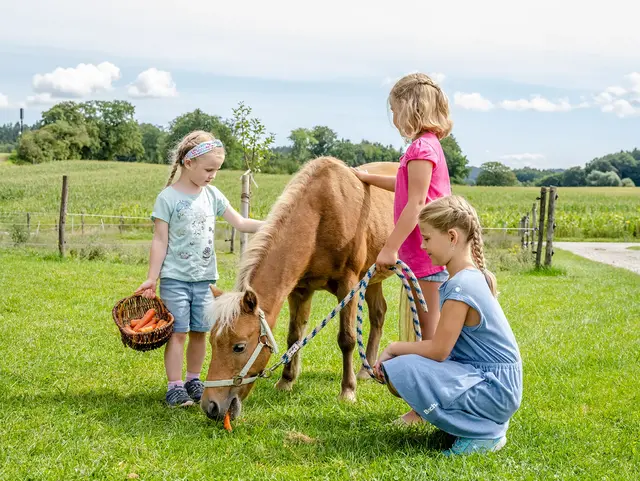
200, 285, 277, 422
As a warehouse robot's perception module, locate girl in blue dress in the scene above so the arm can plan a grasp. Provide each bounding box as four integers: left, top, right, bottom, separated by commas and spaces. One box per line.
374, 195, 523, 455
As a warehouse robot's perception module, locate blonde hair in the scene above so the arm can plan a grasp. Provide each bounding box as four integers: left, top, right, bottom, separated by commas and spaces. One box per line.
388, 73, 453, 141
165, 130, 224, 187
419, 195, 497, 296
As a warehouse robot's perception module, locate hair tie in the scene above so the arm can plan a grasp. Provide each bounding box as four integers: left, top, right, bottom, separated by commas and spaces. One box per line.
182, 139, 223, 163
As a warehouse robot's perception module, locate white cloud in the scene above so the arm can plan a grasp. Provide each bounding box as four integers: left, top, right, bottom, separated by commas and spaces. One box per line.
1, 1, 639, 88
594, 72, 640, 117
0, 93, 9, 109
500, 153, 545, 161
25, 93, 57, 106
127, 68, 178, 98
499, 96, 573, 112
601, 99, 639, 118
32, 62, 121, 98
605, 86, 626, 96
454, 92, 494, 111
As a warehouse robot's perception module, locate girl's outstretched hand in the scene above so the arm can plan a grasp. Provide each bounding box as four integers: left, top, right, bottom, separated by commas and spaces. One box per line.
351, 167, 369, 183
134, 279, 157, 299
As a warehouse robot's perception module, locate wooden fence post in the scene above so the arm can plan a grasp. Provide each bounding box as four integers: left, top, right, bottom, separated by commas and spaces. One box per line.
239, 172, 251, 257
81, 212, 85, 235
545, 186, 558, 266
119, 215, 124, 234
531, 202, 537, 257
26, 212, 31, 236
519, 216, 525, 249
535, 187, 547, 268
59, 175, 69, 257
229, 227, 235, 253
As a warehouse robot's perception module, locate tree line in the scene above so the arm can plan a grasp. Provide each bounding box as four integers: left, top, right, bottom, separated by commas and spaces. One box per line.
473, 151, 639, 188
3, 99, 471, 182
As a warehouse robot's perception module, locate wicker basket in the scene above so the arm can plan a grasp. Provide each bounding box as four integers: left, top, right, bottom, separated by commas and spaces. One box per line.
112, 295, 174, 351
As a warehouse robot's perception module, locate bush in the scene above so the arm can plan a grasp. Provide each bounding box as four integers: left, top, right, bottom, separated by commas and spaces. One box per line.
10, 224, 29, 246
621, 177, 636, 187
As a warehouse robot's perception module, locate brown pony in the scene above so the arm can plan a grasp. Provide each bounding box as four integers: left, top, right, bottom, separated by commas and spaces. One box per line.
201, 156, 398, 421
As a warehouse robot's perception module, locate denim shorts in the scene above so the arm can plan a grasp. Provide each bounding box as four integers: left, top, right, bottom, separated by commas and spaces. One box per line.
159, 278, 216, 333
419, 269, 449, 283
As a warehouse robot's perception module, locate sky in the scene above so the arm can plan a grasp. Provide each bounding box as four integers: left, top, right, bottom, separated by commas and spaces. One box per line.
1, 0, 639, 169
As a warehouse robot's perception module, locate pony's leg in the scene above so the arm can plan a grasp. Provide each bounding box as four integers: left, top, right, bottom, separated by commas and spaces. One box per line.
275, 287, 314, 392
357, 281, 387, 381
336, 272, 359, 402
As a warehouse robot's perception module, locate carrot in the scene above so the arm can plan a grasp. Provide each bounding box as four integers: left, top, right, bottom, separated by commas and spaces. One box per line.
130, 319, 141, 328
139, 325, 155, 333
123, 326, 136, 335
223, 412, 232, 432
140, 309, 156, 324
157, 320, 168, 329
134, 309, 156, 331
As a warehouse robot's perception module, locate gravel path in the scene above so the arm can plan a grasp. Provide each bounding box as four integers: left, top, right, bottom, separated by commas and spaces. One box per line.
554, 242, 640, 275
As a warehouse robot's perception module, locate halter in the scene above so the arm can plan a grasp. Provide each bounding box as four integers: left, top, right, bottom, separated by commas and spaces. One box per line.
203, 309, 278, 388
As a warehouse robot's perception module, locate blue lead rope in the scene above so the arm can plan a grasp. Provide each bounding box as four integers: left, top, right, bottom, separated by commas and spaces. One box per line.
262, 260, 427, 384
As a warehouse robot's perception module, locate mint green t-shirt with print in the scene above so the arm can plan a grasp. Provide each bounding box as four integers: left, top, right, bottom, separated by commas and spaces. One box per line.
151, 185, 230, 282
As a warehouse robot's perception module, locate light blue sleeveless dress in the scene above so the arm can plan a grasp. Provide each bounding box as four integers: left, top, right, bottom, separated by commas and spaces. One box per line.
382, 268, 523, 439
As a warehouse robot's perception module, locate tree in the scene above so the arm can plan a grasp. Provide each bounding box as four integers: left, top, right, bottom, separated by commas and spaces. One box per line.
329, 139, 358, 166
288, 128, 317, 165
475, 162, 518, 186
621, 177, 636, 187
536, 172, 564, 187
561, 166, 586, 187
441, 135, 470, 184
163, 109, 241, 168
92, 101, 144, 160
16, 120, 93, 164
586, 170, 622, 186
38, 100, 144, 160
309, 126, 337, 158
139, 123, 168, 163
231, 101, 275, 172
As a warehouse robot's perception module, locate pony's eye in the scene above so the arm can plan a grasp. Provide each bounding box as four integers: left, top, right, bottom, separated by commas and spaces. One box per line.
232, 343, 247, 353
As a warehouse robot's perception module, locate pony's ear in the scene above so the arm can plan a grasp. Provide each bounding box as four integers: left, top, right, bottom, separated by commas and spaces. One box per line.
241, 288, 258, 314
210, 284, 224, 298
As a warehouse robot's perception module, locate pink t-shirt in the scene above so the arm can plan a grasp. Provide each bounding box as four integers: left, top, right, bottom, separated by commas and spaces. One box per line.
394, 132, 452, 278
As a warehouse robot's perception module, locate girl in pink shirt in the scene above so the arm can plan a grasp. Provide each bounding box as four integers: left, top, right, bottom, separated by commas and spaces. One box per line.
353, 72, 453, 422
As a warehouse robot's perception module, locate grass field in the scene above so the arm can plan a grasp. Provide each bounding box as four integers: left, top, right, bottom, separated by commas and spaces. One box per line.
1, 247, 639, 480
0, 160, 639, 241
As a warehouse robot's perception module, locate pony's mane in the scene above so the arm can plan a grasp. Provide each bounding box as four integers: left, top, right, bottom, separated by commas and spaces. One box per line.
209, 156, 345, 335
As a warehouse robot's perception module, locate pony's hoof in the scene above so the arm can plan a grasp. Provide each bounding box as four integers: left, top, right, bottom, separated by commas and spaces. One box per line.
275, 378, 294, 391
356, 368, 372, 381
339, 390, 357, 403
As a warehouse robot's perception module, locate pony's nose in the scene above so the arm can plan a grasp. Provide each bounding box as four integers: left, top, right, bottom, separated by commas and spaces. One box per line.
201, 399, 221, 420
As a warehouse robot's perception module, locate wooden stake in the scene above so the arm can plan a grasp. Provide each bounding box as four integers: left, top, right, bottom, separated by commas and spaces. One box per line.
535, 187, 547, 268
545, 186, 558, 266
59, 175, 68, 257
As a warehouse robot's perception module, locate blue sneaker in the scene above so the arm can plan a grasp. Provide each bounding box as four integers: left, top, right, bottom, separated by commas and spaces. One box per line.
184, 378, 205, 402
165, 386, 194, 407
443, 436, 507, 456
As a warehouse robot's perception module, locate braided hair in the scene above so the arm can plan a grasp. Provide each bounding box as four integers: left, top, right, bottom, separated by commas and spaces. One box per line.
418, 195, 498, 296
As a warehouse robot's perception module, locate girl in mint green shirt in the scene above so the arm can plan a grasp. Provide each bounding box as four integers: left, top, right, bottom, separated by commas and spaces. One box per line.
135, 130, 264, 408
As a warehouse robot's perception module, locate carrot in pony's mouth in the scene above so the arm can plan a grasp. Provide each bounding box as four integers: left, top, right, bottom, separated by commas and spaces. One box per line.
223, 412, 232, 432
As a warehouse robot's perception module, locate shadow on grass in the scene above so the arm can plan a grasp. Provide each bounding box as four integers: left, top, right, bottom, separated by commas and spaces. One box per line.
10, 371, 455, 458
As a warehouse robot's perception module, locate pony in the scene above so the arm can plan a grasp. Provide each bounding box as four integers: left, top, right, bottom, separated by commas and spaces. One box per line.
201, 156, 398, 421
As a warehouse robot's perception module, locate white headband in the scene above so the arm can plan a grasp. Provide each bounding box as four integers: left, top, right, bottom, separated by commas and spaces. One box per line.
182, 139, 224, 163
